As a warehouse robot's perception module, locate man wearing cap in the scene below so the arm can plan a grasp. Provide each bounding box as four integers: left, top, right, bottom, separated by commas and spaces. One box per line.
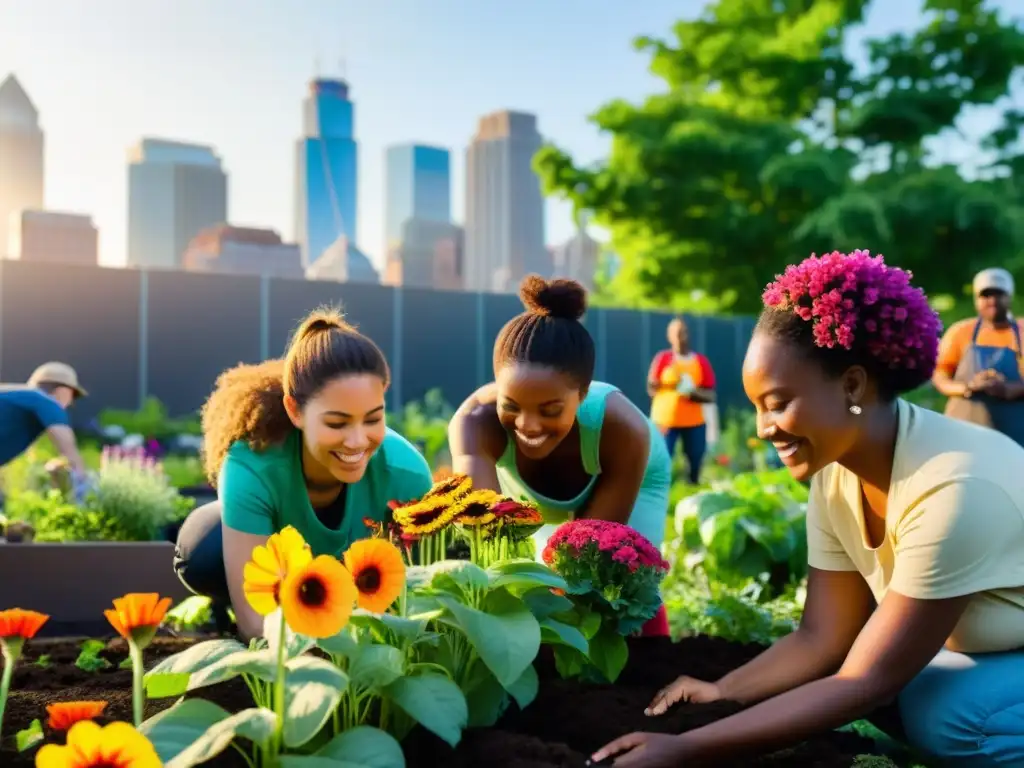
0, 362, 89, 482
933, 268, 1024, 444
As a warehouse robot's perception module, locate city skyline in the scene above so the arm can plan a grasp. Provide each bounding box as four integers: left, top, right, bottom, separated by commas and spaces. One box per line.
1, 0, 1018, 270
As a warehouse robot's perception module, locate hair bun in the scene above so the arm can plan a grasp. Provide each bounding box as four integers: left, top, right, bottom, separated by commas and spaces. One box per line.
296, 307, 353, 340
518, 275, 588, 321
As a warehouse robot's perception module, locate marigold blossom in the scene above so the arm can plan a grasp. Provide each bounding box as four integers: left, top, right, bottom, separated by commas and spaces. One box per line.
343, 539, 406, 613
103, 594, 171, 647
46, 701, 108, 731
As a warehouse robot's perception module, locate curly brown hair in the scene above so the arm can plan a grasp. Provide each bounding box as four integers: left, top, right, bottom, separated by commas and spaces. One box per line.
201, 307, 390, 485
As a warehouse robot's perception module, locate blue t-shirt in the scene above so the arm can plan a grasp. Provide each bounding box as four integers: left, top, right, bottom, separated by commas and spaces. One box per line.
0, 386, 70, 466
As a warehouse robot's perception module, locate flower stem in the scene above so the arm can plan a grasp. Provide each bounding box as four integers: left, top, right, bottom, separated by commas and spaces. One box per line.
130, 641, 145, 726
272, 613, 287, 757
0, 644, 17, 747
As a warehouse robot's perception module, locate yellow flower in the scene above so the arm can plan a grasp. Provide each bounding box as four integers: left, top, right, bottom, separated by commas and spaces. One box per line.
390, 474, 473, 533
280, 556, 357, 638
344, 539, 406, 613
243, 526, 313, 615
36, 720, 160, 768
451, 488, 503, 527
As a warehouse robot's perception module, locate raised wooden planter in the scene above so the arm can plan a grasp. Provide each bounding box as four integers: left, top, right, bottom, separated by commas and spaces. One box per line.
0, 542, 191, 637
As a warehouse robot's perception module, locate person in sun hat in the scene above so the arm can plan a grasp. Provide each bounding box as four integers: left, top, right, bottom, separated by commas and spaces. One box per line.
933, 266, 1024, 444
448, 274, 674, 638
592, 251, 1024, 767
0, 362, 92, 508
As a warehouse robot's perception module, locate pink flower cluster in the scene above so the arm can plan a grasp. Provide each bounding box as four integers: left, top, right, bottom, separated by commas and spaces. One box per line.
543, 519, 668, 574
762, 250, 941, 374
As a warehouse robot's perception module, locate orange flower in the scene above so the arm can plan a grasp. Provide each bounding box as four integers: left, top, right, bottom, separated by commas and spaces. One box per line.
280, 556, 357, 638
0, 609, 49, 643
104, 594, 171, 648
35, 720, 160, 768
46, 701, 108, 731
243, 526, 313, 615
343, 539, 406, 613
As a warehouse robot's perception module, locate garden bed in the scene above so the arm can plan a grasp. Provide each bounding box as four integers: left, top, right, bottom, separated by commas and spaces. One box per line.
2, 634, 878, 766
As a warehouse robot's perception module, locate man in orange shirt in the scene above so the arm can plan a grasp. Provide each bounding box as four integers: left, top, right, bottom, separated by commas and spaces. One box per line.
933, 267, 1024, 444
647, 317, 716, 484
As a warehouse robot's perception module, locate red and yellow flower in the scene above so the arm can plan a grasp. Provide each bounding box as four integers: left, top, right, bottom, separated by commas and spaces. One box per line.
0, 609, 48, 657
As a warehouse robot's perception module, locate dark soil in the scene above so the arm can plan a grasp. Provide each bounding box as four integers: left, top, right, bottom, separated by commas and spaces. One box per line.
1, 634, 880, 767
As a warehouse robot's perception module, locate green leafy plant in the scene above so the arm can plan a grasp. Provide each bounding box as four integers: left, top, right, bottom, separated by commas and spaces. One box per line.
74, 639, 112, 672
675, 469, 808, 594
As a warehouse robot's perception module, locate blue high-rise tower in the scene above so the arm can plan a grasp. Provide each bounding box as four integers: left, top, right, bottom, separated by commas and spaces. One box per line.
294, 78, 358, 267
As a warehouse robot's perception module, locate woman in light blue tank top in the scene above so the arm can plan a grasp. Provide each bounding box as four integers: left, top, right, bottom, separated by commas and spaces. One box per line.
448, 275, 672, 635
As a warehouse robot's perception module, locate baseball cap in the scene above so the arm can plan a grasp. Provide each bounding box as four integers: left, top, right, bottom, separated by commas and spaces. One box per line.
26, 362, 88, 398
973, 268, 1015, 297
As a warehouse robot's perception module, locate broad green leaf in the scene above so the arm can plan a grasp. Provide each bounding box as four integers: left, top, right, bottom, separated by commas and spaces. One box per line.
264, 609, 315, 659
700, 508, 747, 564
540, 617, 589, 655
187, 649, 279, 691
427, 559, 489, 593
384, 673, 467, 747
15, 719, 43, 752
552, 644, 586, 679
144, 638, 248, 697
521, 586, 573, 618
504, 662, 538, 709
405, 565, 432, 592
588, 625, 629, 683
579, 609, 602, 639
349, 609, 439, 645
282, 655, 349, 748
349, 644, 405, 689
438, 589, 540, 686
317, 625, 360, 657
140, 699, 276, 767
486, 559, 567, 592
311, 725, 406, 767
462, 663, 507, 728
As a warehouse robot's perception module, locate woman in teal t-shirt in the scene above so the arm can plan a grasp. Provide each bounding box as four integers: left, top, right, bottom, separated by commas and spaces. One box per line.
173, 308, 433, 639
448, 276, 673, 636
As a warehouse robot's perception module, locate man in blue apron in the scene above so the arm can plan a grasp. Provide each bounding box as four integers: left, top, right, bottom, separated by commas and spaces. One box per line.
933, 268, 1024, 445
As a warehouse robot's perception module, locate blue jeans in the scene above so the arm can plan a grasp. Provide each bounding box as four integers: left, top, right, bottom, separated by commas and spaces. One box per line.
896, 648, 1024, 765
665, 424, 706, 485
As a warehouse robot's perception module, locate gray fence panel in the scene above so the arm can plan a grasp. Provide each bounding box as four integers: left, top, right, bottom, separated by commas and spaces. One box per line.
0, 261, 141, 423
146, 271, 262, 417
602, 308, 648, 409
703, 315, 745, 409
399, 288, 478, 408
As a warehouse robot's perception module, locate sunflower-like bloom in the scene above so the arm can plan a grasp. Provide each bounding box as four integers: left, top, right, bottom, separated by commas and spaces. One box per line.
451, 488, 503, 527
280, 555, 357, 638
390, 473, 474, 535
344, 539, 406, 613
103, 594, 171, 648
35, 720, 161, 768
46, 701, 108, 731
243, 526, 313, 615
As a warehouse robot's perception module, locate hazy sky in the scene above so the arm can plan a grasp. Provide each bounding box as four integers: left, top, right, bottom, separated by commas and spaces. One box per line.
2, 0, 1020, 268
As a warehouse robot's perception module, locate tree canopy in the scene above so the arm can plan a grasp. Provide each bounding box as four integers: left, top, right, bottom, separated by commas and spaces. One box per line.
534, 0, 1024, 315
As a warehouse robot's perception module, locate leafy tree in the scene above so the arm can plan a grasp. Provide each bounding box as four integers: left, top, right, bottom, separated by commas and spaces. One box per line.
535, 0, 1024, 314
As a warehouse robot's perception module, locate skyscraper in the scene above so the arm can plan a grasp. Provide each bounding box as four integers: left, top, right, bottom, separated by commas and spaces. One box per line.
384, 144, 460, 288
127, 138, 228, 269
0, 74, 44, 258
294, 78, 358, 267
385, 144, 451, 246
464, 110, 547, 293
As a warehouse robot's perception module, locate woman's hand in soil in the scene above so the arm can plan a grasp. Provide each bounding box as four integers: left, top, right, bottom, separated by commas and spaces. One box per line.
589, 732, 688, 767
645, 676, 721, 715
